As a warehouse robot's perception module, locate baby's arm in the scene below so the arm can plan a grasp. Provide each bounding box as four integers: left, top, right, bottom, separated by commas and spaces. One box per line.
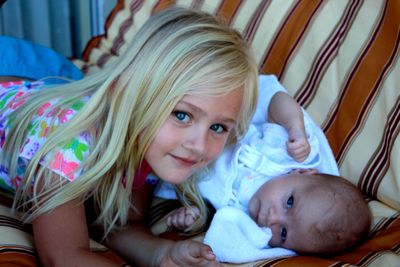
268, 92, 310, 162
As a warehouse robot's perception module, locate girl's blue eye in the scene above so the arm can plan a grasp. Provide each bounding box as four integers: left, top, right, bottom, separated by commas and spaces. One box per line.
281, 228, 287, 242
210, 124, 226, 133
287, 195, 294, 208
174, 111, 190, 123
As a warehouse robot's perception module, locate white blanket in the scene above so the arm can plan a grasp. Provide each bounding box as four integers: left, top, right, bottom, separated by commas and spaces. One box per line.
203, 206, 296, 263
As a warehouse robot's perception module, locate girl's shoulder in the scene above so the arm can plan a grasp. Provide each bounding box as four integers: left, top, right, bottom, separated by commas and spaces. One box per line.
0, 80, 45, 109
18, 98, 90, 182
0, 80, 44, 90
0, 80, 91, 182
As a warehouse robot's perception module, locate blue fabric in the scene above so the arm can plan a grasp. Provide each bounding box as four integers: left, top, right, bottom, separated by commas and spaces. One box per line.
0, 36, 83, 83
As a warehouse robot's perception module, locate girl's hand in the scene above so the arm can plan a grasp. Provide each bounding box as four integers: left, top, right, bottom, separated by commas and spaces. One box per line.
286, 126, 311, 162
160, 240, 222, 267
166, 206, 200, 231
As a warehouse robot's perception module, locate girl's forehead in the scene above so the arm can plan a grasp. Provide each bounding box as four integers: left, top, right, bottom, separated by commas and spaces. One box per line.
179, 90, 243, 116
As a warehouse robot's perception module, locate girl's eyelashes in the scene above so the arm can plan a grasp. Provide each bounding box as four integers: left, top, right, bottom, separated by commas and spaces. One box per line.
210, 123, 227, 133
172, 110, 229, 134
173, 111, 191, 123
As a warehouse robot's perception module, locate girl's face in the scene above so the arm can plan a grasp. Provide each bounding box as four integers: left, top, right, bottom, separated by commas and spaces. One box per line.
145, 88, 243, 184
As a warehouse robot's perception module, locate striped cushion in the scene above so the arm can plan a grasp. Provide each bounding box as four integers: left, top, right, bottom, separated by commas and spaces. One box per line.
63, 0, 400, 266
74, 0, 400, 211
0, 200, 126, 267
1, 198, 398, 267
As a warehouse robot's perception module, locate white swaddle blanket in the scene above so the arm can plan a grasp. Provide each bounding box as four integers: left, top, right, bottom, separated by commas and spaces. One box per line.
203, 206, 296, 263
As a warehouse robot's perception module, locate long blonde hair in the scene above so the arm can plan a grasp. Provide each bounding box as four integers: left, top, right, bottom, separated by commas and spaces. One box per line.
2, 7, 258, 236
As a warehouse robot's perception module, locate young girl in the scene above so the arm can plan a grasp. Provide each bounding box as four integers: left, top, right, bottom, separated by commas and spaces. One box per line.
0, 7, 258, 267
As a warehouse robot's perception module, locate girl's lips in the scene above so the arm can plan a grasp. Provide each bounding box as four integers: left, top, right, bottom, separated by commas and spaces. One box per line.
170, 154, 198, 166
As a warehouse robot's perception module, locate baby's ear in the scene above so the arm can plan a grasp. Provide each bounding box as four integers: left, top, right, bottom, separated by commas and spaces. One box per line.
290, 168, 318, 175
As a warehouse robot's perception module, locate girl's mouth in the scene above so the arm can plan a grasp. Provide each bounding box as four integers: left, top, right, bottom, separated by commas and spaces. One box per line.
170, 154, 198, 166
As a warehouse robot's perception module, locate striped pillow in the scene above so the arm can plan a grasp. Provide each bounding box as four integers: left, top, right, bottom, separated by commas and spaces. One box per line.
0, 199, 126, 267
69, 1, 400, 266
74, 0, 400, 212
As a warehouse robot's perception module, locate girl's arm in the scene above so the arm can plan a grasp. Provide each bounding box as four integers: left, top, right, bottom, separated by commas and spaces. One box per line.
268, 91, 310, 162
106, 184, 221, 267
32, 197, 119, 267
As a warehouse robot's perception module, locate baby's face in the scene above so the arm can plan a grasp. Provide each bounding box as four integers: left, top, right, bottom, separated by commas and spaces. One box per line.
248, 173, 335, 252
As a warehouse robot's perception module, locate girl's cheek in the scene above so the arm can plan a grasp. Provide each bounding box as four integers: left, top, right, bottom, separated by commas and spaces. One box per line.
213, 138, 229, 158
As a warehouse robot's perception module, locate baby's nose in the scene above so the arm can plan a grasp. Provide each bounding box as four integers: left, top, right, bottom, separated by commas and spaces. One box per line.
266, 207, 283, 226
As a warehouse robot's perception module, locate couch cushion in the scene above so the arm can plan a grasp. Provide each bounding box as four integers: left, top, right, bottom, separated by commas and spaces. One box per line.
73, 0, 399, 212
0, 202, 126, 267
68, 1, 400, 266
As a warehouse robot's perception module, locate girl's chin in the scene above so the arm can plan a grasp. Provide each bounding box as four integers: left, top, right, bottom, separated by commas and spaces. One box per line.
160, 165, 205, 184
162, 173, 191, 185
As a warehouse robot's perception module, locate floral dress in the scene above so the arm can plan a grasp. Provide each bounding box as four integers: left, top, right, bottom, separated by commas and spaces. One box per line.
0, 81, 90, 193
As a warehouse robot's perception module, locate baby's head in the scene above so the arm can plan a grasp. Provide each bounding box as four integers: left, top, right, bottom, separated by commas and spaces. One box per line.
248, 172, 371, 255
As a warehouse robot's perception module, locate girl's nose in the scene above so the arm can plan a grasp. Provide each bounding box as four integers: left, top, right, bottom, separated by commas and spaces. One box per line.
183, 127, 208, 155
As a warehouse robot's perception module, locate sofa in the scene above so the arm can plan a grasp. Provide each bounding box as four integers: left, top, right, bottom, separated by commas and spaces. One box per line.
1, 0, 399, 266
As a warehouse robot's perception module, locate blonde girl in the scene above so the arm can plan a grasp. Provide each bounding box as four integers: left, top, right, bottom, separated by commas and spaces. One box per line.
0, 7, 258, 267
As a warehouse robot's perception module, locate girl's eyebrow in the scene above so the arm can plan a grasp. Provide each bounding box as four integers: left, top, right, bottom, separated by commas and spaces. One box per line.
179, 100, 238, 125
179, 100, 204, 113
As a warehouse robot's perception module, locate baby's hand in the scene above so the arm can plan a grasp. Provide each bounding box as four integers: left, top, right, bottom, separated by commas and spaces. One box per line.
160, 240, 222, 267
286, 126, 311, 162
166, 206, 200, 231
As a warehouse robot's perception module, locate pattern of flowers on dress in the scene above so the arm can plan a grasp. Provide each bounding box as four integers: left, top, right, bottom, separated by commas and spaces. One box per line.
49, 152, 80, 180
63, 138, 88, 161
0, 81, 90, 191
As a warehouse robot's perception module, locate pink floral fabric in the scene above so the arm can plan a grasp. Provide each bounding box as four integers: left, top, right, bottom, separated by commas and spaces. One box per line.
0, 81, 90, 193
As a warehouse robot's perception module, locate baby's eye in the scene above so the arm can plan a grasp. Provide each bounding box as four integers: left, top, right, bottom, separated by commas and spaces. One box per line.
173, 111, 190, 123
281, 227, 287, 242
286, 195, 294, 208
210, 124, 227, 134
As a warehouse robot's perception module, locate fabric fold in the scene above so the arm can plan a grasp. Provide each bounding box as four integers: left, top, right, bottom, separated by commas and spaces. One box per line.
203, 206, 296, 263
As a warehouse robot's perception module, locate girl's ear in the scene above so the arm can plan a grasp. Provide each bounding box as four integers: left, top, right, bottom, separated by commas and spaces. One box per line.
290, 168, 318, 175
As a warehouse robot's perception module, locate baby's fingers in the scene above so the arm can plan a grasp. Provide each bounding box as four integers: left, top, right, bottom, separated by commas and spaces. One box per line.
166, 207, 186, 229
179, 207, 200, 230
289, 148, 309, 162
287, 141, 310, 162
166, 207, 200, 230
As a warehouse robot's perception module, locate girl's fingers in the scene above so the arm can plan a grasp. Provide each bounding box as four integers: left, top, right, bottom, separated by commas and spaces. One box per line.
187, 242, 216, 261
